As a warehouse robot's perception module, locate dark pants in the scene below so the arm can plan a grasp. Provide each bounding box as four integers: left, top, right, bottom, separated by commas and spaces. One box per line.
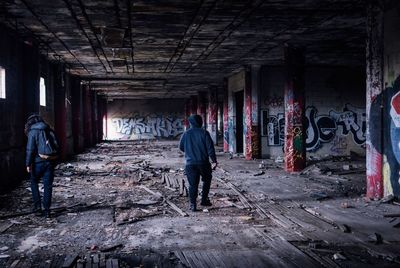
185, 164, 212, 205
30, 161, 54, 212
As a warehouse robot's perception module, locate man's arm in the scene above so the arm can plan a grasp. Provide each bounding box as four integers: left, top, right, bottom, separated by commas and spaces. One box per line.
26, 130, 36, 172
179, 133, 185, 152
205, 131, 217, 165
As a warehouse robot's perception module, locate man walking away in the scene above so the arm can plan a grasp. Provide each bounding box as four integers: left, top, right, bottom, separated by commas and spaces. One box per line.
25, 114, 59, 218
179, 114, 217, 212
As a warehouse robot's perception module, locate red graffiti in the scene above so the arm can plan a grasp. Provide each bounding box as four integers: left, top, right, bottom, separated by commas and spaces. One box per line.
366, 144, 383, 199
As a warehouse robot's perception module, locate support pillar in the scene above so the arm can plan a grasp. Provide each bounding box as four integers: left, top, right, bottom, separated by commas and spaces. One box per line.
284, 46, 306, 172
190, 95, 198, 115
184, 98, 191, 129
54, 66, 67, 160
207, 87, 218, 144
223, 78, 229, 152
366, 1, 383, 199
83, 84, 93, 147
197, 91, 207, 125
244, 66, 261, 160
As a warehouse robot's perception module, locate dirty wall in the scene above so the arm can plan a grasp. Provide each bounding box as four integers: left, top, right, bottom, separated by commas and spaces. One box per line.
260, 66, 366, 158
106, 99, 185, 140
374, 5, 400, 197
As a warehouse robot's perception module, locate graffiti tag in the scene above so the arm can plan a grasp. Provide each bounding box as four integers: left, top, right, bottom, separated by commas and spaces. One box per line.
111, 114, 184, 139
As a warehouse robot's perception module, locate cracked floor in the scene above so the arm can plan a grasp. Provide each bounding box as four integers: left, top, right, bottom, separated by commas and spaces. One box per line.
0, 141, 400, 267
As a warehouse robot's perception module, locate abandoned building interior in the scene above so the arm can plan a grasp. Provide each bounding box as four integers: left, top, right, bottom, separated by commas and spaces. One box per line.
1, 0, 400, 267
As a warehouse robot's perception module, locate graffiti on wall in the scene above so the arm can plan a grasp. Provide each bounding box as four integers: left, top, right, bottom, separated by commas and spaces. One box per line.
370, 76, 400, 197
110, 113, 184, 140
262, 104, 366, 152
306, 104, 366, 151
261, 110, 284, 146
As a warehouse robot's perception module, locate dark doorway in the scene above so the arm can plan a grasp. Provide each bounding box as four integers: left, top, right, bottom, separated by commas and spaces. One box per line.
235, 90, 244, 154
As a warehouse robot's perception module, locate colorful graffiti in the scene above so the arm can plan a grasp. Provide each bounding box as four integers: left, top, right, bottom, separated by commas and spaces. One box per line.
110, 114, 184, 140
370, 76, 400, 197
305, 104, 366, 151
262, 111, 284, 146
263, 104, 366, 152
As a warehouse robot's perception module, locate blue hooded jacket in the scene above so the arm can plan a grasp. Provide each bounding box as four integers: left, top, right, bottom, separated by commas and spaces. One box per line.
179, 115, 217, 165
26, 121, 51, 166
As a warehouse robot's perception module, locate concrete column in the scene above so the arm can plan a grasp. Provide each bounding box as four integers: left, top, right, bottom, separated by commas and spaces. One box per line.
83, 84, 93, 147
190, 95, 198, 115
223, 78, 229, 152
207, 86, 218, 144
184, 98, 191, 130
197, 91, 207, 125
54, 66, 68, 160
244, 66, 261, 160
366, 1, 384, 199
71, 78, 84, 153
284, 46, 306, 172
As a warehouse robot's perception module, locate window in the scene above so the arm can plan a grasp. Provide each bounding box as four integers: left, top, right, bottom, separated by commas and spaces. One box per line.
0, 67, 5, 99
40, 77, 46, 106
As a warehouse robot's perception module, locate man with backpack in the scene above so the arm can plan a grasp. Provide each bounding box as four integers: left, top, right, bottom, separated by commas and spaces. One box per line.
25, 114, 59, 218
179, 114, 217, 212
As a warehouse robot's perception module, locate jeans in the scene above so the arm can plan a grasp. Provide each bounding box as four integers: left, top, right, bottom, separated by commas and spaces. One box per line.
30, 161, 54, 212
185, 163, 212, 205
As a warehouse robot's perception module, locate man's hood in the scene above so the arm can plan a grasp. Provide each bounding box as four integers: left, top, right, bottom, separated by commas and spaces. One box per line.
30, 121, 49, 130
188, 114, 203, 128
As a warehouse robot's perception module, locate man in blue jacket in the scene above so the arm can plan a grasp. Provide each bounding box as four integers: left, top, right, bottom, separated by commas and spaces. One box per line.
25, 114, 58, 218
179, 114, 217, 211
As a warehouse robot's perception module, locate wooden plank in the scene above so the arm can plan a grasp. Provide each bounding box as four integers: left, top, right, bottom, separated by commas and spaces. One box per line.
99, 254, 106, 268
303, 249, 341, 268
110, 259, 119, 268
62, 255, 79, 268
253, 228, 320, 268
174, 250, 191, 267
165, 199, 188, 217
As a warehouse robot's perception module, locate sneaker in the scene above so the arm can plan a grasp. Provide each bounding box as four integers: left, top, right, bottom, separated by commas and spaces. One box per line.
32, 207, 43, 216
44, 210, 51, 219
189, 203, 197, 212
200, 199, 212, 206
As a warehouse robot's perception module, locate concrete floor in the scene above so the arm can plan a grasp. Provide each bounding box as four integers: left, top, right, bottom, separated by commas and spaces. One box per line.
0, 141, 400, 267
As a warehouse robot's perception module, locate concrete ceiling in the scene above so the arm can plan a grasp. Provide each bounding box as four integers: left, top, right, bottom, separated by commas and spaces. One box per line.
0, 0, 365, 99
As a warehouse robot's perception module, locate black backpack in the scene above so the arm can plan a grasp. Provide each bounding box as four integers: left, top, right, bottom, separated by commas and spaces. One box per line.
38, 128, 60, 160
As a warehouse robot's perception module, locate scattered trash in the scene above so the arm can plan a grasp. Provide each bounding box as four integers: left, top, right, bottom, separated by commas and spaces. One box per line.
310, 192, 330, 201
333, 252, 347, 261
275, 156, 284, 163
339, 224, 351, 233
253, 171, 265, 176
342, 165, 351, 171
369, 233, 383, 244
380, 194, 395, 204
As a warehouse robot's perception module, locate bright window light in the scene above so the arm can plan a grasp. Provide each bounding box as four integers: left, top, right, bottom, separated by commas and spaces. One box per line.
40, 77, 46, 106
0, 67, 5, 99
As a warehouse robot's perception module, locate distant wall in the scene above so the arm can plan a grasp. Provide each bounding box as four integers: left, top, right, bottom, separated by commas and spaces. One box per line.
260, 66, 366, 158
106, 99, 185, 140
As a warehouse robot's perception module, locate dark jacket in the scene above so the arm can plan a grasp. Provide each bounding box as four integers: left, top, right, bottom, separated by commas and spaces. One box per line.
26, 122, 51, 166
179, 115, 217, 165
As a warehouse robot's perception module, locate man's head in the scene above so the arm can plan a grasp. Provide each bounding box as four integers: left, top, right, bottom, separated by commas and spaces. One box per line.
24, 114, 44, 135
188, 114, 203, 128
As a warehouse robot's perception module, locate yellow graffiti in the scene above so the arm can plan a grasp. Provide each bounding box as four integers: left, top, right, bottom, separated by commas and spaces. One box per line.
383, 155, 394, 197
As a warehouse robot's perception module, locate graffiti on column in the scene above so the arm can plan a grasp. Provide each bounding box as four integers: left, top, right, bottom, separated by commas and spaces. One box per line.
370, 76, 400, 197
264, 104, 366, 152
110, 113, 184, 140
